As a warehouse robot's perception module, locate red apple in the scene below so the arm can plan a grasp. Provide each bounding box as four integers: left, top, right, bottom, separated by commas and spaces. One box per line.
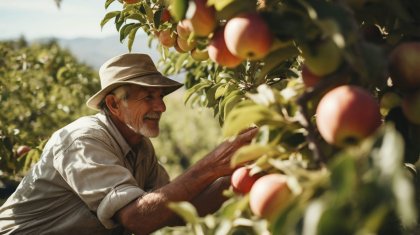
16, 145, 31, 157
231, 167, 262, 194
177, 37, 196, 52
316, 85, 382, 146
158, 29, 176, 47
174, 40, 187, 53
224, 12, 273, 60
208, 27, 242, 68
401, 90, 420, 124
176, 20, 192, 40
160, 8, 172, 23
302, 64, 323, 87
388, 42, 420, 91
249, 174, 293, 221
186, 0, 216, 37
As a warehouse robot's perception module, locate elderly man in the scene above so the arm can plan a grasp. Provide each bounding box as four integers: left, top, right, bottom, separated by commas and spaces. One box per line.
0, 53, 257, 234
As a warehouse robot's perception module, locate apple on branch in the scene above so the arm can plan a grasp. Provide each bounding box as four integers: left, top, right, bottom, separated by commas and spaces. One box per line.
176, 20, 192, 40
16, 145, 31, 158
249, 174, 294, 221
158, 29, 176, 48
316, 85, 382, 146
388, 42, 420, 91
208, 27, 243, 68
231, 166, 263, 195
185, 0, 216, 37
177, 37, 196, 52
224, 12, 273, 60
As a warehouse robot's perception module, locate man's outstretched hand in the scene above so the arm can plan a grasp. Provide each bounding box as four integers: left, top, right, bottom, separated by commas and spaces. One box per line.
199, 127, 259, 178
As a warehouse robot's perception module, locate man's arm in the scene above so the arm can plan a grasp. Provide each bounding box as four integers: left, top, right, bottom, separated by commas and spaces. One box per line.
115, 127, 258, 235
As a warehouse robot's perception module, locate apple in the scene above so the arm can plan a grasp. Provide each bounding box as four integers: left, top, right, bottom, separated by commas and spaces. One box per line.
316, 85, 382, 146
16, 145, 31, 157
249, 174, 293, 220
231, 167, 262, 194
208, 27, 243, 68
301, 39, 343, 77
174, 41, 187, 53
177, 37, 196, 52
176, 20, 192, 40
401, 90, 420, 124
160, 8, 172, 24
186, 0, 216, 37
302, 64, 323, 87
158, 29, 176, 47
224, 12, 273, 60
191, 48, 209, 61
388, 42, 420, 91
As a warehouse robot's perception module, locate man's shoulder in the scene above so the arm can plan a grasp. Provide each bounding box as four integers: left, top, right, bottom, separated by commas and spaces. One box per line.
52, 113, 112, 145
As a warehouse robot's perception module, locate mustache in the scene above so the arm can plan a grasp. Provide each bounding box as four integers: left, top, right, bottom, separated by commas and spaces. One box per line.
144, 112, 162, 119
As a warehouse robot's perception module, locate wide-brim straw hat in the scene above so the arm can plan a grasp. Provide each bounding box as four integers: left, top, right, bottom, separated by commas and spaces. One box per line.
86, 53, 183, 110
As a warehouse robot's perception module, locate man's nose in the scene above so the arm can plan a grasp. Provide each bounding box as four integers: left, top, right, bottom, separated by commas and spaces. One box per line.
154, 98, 166, 112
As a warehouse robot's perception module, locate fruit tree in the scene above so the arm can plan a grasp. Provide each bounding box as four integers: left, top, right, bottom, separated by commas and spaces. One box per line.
101, 0, 420, 234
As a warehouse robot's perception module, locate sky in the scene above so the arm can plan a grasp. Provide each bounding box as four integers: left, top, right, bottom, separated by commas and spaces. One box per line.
0, 0, 125, 40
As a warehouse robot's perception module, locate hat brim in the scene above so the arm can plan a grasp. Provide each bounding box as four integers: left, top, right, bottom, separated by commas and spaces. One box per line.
86, 75, 183, 111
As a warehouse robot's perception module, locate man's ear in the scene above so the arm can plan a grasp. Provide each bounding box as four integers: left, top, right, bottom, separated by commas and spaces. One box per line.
105, 95, 120, 115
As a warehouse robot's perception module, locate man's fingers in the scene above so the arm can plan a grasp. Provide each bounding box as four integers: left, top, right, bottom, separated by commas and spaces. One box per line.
237, 127, 259, 142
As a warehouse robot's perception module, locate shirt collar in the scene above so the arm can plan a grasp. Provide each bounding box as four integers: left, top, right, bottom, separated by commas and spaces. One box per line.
96, 112, 135, 158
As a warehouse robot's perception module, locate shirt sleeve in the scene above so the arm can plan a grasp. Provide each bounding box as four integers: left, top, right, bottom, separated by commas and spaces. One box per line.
53, 137, 144, 229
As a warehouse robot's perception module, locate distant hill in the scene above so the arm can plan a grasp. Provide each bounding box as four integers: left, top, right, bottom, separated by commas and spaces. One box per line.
56, 34, 161, 70
1, 34, 184, 82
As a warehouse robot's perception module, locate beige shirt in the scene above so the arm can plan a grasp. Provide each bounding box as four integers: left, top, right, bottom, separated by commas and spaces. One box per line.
0, 113, 170, 234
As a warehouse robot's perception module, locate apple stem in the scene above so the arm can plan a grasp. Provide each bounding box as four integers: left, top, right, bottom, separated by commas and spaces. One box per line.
296, 66, 350, 167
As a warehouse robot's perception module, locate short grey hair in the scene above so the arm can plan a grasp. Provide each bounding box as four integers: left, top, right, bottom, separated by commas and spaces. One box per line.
99, 85, 131, 114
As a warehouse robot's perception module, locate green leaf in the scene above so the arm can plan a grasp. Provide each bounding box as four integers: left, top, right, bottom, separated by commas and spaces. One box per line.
119, 23, 135, 42
127, 24, 141, 52
100, 11, 121, 28
175, 53, 190, 72
127, 13, 145, 22
223, 93, 243, 122
143, 2, 154, 22
184, 81, 212, 104
104, 0, 116, 9
223, 104, 283, 137
230, 144, 275, 167
329, 155, 357, 203
256, 46, 299, 82
214, 83, 228, 99
167, 201, 199, 224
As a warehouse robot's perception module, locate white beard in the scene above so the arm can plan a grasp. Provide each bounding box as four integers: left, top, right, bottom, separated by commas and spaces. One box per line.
123, 114, 160, 138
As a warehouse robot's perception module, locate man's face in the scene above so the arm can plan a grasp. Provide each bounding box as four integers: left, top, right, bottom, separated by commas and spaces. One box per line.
117, 86, 166, 137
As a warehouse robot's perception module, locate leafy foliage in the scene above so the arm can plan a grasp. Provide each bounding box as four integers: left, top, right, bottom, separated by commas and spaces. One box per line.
0, 38, 99, 177
101, 0, 420, 234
